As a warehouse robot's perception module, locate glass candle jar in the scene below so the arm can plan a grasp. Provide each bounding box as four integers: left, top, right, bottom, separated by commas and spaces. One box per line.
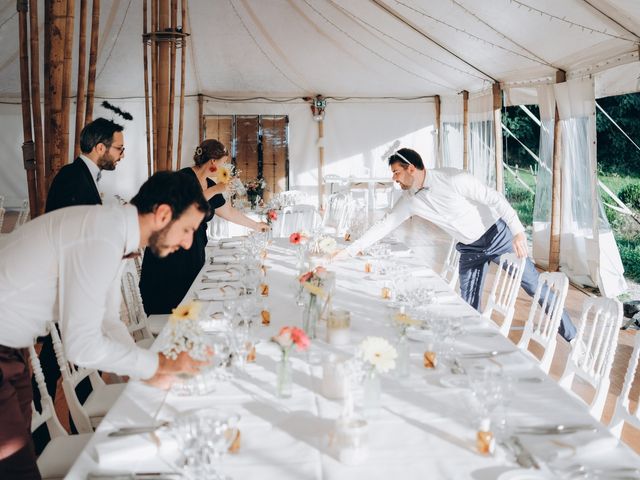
326, 309, 351, 346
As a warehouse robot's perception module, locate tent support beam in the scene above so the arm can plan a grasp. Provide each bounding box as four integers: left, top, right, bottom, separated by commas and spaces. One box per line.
462, 90, 469, 171
143, 0, 152, 176
434, 95, 441, 167
370, 0, 496, 82
318, 120, 324, 212
549, 70, 566, 272
29, 0, 45, 215
176, 0, 187, 170
85, 0, 99, 124
197, 93, 204, 142
157, 0, 170, 171
580, 0, 640, 40
493, 83, 504, 193
61, 0, 75, 172
73, 0, 88, 159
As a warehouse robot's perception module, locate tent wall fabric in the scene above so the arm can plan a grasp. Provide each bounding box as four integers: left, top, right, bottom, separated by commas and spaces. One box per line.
467, 90, 497, 189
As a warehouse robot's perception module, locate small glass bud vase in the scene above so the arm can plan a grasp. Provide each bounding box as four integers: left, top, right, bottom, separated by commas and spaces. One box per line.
362, 370, 381, 410
276, 354, 293, 398
395, 333, 410, 379
302, 292, 321, 339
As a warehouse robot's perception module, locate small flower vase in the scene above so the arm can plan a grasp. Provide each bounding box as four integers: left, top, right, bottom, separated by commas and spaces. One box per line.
362, 369, 381, 409
302, 293, 321, 339
247, 192, 258, 209
276, 353, 293, 398
395, 333, 410, 379
295, 244, 308, 270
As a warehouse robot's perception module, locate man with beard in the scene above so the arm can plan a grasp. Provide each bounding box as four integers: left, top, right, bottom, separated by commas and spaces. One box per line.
0, 171, 211, 479
45, 117, 125, 211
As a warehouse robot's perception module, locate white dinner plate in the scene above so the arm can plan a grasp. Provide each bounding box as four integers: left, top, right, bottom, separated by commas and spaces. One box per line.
438, 374, 469, 389
497, 469, 555, 480
406, 326, 431, 342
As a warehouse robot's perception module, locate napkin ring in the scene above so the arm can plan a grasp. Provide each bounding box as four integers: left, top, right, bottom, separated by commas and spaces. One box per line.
423, 351, 437, 369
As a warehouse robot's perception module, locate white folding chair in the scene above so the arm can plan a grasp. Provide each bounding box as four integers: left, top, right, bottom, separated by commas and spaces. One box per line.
609, 332, 640, 439
49, 322, 126, 433
322, 192, 356, 236
274, 204, 320, 238
482, 253, 526, 336
29, 342, 92, 480
559, 297, 623, 420
15, 199, 30, 227
517, 272, 569, 374
120, 259, 155, 348
440, 239, 460, 289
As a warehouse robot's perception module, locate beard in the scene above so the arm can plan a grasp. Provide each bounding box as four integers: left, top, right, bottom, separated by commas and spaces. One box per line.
148, 223, 178, 258
97, 151, 118, 171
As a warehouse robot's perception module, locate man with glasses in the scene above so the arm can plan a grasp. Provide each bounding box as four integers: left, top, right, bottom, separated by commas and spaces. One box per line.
45, 117, 125, 211
334, 147, 576, 342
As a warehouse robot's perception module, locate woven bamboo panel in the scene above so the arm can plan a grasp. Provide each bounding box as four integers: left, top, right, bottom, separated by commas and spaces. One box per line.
261, 115, 288, 200
235, 116, 259, 182
204, 116, 233, 155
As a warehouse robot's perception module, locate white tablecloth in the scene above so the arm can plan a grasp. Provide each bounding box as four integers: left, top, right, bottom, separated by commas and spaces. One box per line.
66, 240, 639, 479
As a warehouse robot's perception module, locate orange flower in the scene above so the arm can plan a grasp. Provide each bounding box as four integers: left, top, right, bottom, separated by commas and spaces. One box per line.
289, 232, 301, 244
267, 209, 278, 221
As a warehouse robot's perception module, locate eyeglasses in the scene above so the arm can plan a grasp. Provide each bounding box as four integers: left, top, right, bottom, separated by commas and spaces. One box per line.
110, 145, 125, 154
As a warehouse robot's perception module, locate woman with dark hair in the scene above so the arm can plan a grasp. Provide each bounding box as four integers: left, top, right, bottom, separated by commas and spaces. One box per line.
139, 139, 268, 314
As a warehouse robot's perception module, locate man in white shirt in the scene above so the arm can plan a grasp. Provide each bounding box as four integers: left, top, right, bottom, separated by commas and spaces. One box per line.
0, 171, 210, 479
338, 148, 576, 342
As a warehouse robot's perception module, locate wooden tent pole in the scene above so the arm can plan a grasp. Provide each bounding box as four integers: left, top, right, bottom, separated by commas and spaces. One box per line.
197, 93, 204, 142
462, 90, 469, 171
434, 95, 441, 167
85, 0, 99, 124
151, 0, 158, 172
48, 0, 68, 178
176, 0, 187, 170
17, 0, 38, 218
157, 0, 170, 171
318, 119, 324, 212
549, 70, 566, 272
166, 0, 177, 170
143, 0, 152, 176
43, 1, 51, 187
492, 83, 504, 193
73, 0, 88, 158
29, 0, 45, 214
61, 0, 76, 167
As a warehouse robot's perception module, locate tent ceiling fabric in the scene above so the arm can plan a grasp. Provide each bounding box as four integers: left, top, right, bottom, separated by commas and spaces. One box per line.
0, 0, 638, 99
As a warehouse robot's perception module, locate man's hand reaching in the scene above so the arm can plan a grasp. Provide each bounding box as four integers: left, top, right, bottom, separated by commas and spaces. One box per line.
512, 232, 528, 258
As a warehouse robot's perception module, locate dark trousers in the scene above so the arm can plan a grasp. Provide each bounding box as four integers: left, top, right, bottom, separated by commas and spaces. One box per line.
0, 346, 42, 480
457, 219, 577, 342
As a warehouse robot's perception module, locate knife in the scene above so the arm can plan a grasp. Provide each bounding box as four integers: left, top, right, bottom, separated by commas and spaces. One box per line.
515, 424, 597, 435
511, 435, 540, 469
87, 472, 181, 479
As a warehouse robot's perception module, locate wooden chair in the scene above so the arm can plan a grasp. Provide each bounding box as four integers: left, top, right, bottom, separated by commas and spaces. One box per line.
609, 332, 640, 439
440, 239, 460, 289
517, 272, 569, 373
29, 341, 92, 479
49, 322, 126, 433
559, 297, 623, 420
482, 253, 526, 336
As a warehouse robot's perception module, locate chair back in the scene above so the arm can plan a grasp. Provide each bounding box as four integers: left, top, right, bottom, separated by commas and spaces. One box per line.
609, 332, 640, 439
29, 338, 68, 438
482, 253, 526, 336
322, 193, 356, 236
559, 297, 623, 420
120, 259, 154, 344
49, 322, 104, 433
15, 199, 30, 227
517, 272, 569, 373
275, 204, 319, 238
440, 239, 460, 289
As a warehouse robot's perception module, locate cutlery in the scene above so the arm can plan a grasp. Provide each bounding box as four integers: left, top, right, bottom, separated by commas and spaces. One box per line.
511, 435, 540, 469
515, 424, 597, 435
108, 421, 170, 437
87, 471, 181, 479
460, 349, 517, 359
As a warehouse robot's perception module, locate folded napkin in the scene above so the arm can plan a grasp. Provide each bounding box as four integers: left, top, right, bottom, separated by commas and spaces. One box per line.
219, 237, 245, 247
526, 431, 618, 463
209, 253, 244, 264
207, 247, 245, 256
203, 267, 243, 281
94, 435, 157, 467
195, 284, 242, 301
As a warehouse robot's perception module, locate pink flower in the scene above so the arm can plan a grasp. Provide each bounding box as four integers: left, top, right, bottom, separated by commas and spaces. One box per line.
289, 232, 301, 244
299, 271, 313, 283
290, 327, 310, 351
267, 209, 278, 221
315, 266, 327, 275
272, 327, 293, 348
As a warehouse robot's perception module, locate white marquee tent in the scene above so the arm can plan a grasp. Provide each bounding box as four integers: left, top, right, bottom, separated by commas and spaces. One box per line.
0, 0, 638, 295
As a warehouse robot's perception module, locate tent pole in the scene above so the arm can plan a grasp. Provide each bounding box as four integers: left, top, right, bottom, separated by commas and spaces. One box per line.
151, 0, 158, 173
61, 0, 76, 168
85, 0, 99, 124
48, 0, 68, 178
462, 90, 469, 171
17, 0, 38, 218
197, 93, 204, 142
492, 83, 504, 193
73, 0, 88, 159
166, 0, 178, 170
142, 0, 152, 176
549, 70, 566, 272
29, 0, 45, 214
176, 0, 187, 170
318, 120, 324, 213
434, 95, 441, 167
156, 0, 170, 171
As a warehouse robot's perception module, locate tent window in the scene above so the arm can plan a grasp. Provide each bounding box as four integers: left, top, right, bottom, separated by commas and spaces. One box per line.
204, 114, 289, 199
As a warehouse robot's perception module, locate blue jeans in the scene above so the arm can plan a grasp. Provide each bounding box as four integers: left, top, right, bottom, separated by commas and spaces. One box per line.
457, 220, 576, 342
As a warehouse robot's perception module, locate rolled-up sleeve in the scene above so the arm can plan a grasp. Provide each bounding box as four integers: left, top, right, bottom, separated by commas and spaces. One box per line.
58, 236, 158, 380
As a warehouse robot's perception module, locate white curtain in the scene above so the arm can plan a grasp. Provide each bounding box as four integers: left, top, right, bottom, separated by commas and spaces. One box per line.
440, 95, 464, 169
531, 85, 555, 269
467, 91, 496, 188
553, 78, 627, 296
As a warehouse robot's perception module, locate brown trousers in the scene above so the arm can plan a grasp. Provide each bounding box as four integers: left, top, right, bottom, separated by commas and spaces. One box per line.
0, 346, 41, 480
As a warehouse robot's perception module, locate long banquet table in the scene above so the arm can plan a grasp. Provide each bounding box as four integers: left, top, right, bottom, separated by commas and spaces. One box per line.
67, 239, 640, 479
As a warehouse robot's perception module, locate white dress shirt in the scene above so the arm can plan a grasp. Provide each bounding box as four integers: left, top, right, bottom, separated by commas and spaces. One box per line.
0, 204, 158, 380
79, 154, 101, 185
346, 168, 525, 256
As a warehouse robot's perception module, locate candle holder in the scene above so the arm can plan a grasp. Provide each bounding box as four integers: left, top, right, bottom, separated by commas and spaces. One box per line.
326, 309, 351, 346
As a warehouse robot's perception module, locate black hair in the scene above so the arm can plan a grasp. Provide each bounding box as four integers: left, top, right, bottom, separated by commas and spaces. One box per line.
388, 148, 425, 171
130, 171, 209, 220
193, 139, 228, 166
79, 117, 124, 153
